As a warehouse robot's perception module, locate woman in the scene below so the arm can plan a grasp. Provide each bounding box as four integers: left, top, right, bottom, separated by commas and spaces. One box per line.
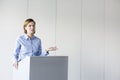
13, 18, 57, 69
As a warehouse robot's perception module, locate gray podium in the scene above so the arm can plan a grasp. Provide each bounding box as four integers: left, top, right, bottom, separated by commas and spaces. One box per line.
13, 56, 68, 80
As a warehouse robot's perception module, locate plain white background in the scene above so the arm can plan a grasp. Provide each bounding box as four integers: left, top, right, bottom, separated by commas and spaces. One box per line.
0, 0, 120, 80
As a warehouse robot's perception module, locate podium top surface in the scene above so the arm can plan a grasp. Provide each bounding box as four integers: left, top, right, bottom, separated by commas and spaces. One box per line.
30, 56, 68, 58
30, 56, 68, 60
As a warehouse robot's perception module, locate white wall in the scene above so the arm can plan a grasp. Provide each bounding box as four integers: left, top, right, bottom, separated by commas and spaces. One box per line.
0, 0, 27, 80
0, 0, 120, 80
105, 0, 120, 80
81, 0, 105, 80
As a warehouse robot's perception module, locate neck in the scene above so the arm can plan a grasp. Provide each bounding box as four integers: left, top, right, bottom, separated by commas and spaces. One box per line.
27, 33, 34, 38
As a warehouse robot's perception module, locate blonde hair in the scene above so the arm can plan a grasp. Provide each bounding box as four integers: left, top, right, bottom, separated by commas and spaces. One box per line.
23, 18, 36, 34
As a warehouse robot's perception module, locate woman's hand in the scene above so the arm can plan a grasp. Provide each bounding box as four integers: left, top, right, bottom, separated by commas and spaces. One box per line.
47, 46, 58, 51
13, 61, 19, 70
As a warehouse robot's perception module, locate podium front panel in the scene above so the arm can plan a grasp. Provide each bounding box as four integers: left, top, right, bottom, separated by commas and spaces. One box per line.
30, 56, 68, 80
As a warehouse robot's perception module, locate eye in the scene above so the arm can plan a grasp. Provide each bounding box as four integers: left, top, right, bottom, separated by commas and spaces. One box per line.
29, 25, 32, 27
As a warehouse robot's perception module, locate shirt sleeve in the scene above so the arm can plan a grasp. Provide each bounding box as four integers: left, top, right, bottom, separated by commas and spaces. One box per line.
41, 51, 49, 56
37, 39, 49, 56
13, 38, 21, 62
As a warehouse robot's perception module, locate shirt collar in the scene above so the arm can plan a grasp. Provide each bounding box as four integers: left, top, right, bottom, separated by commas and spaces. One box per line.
24, 34, 35, 40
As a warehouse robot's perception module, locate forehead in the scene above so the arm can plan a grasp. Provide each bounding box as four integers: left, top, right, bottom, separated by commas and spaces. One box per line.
27, 22, 35, 25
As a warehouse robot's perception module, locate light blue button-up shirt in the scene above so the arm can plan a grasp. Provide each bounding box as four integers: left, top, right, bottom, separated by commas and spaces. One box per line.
13, 34, 48, 62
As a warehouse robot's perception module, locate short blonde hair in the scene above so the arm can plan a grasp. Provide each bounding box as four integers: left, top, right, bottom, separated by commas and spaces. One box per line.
23, 18, 36, 34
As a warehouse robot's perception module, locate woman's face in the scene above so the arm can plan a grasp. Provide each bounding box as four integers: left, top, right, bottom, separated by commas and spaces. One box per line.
25, 22, 35, 35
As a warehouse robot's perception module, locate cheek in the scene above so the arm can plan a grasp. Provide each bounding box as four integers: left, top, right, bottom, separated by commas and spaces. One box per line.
25, 27, 30, 31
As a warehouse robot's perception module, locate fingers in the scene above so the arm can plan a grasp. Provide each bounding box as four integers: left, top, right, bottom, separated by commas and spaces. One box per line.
53, 46, 58, 51
48, 46, 58, 51
13, 62, 18, 69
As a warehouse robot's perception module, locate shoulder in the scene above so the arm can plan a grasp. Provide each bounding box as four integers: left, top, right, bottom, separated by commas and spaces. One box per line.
17, 34, 25, 39
34, 35, 41, 40
16, 34, 26, 41
33, 35, 41, 42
